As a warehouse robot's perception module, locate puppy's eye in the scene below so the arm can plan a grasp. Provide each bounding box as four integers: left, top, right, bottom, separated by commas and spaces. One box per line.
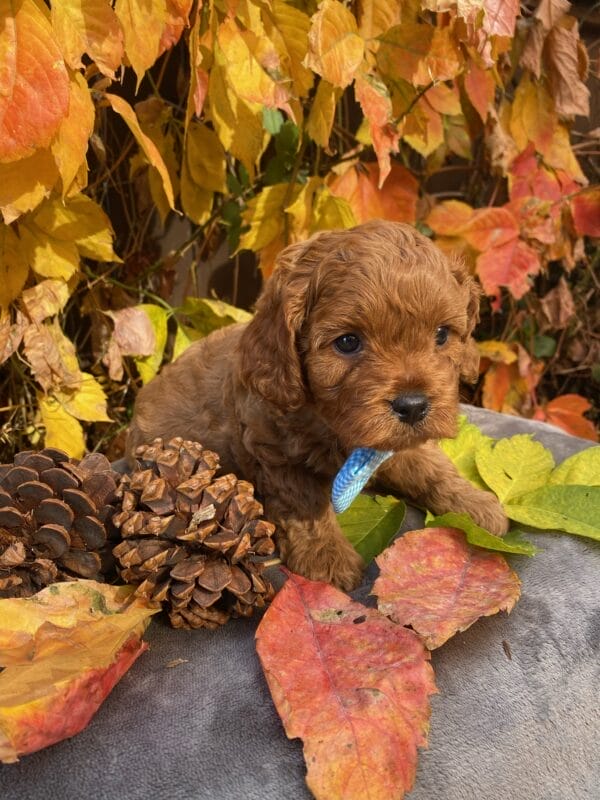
334, 334, 362, 354
435, 326, 450, 346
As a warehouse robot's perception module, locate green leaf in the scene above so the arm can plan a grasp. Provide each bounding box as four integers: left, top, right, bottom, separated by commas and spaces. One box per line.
439, 416, 492, 490
475, 435, 555, 503
533, 334, 556, 358
505, 485, 600, 540
427, 512, 538, 556
337, 494, 405, 564
179, 297, 252, 337
548, 447, 600, 487
134, 304, 169, 384
262, 107, 284, 135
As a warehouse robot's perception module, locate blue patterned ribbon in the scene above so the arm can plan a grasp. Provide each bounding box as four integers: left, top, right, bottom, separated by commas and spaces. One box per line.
331, 448, 394, 513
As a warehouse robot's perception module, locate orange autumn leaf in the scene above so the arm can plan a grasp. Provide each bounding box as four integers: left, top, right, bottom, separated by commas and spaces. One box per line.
373, 528, 521, 649
377, 22, 434, 85
0, 581, 159, 763
463, 62, 496, 121
0, 0, 70, 163
354, 71, 399, 186
535, 394, 598, 442
158, 0, 193, 57
256, 571, 437, 800
328, 162, 418, 225
304, 0, 364, 90
476, 237, 541, 300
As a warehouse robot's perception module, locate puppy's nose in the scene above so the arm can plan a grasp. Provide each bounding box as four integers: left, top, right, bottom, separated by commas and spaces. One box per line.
391, 393, 430, 425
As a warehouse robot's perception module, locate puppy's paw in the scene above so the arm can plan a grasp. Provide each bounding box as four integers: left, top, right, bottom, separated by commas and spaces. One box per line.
461, 490, 509, 536
283, 535, 365, 592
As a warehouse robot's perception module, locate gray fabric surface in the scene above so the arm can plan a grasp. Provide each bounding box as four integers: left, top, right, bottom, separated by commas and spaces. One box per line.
1, 407, 598, 800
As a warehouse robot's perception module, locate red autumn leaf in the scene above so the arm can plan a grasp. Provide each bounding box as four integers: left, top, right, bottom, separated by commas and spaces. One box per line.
482, 0, 519, 37
535, 394, 598, 442
0, 0, 70, 163
570, 187, 600, 238
476, 236, 541, 300
463, 62, 495, 121
354, 72, 399, 186
256, 571, 437, 800
158, 0, 193, 57
328, 162, 418, 225
373, 528, 521, 649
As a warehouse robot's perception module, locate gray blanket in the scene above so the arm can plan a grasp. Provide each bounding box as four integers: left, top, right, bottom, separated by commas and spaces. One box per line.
1, 407, 598, 800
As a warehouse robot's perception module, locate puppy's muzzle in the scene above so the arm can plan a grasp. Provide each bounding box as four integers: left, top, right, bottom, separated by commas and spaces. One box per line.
391, 393, 430, 426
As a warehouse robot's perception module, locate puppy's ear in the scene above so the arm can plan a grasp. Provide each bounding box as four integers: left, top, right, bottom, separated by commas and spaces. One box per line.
451, 257, 481, 383
237, 240, 314, 410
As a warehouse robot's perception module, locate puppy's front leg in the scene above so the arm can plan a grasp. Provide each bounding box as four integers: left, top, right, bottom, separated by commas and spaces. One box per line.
376, 441, 509, 535
260, 468, 364, 591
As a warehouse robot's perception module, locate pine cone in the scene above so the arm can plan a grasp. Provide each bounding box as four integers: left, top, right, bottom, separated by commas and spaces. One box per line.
112, 437, 276, 630
0, 449, 120, 598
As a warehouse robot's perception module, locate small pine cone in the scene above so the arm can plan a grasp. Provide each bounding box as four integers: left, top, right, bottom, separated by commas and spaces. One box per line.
0, 449, 121, 598
112, 437, 276, 630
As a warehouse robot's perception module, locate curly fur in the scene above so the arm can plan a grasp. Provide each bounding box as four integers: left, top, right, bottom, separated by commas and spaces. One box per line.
128, 221, 508, 589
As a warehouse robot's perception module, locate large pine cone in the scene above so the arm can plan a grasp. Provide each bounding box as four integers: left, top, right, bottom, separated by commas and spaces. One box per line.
0, 449, 120, 598
112, 437, 276, 630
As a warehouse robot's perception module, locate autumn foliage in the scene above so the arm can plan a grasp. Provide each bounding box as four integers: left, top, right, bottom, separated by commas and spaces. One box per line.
0, 0, 598, 460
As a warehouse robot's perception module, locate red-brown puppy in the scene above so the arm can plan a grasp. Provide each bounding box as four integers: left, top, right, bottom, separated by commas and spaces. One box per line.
129, 221, 508, 589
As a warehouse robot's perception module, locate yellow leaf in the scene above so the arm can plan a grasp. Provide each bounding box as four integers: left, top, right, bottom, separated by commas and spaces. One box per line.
50, 194, 119, 262
186, 122, 227, 193
106, 94, 176, 209
312, 188, 356, 231
135, 98, 181, 226
180, 158, 213, 225
306, 80, 341, 148
0, 0, 69, 163
403, 99, 444, 157
19, 223, 80, 281
285, 177, 323, 236
114, 0, 166, 87
477, 340, 518, 364
180, 297, 252, 337
357, 0, 402, 40
38, 394, 86, 458
268, 0, 314, 98
172, 323, 200, 361
50, 0, 124, 78
208, 61, 266, 178
0, 226, 29, 309
51, 70, 95, 197
414, 25, 463, 84
239, 184, 290, 252
55, 372, 111, 422
134, 304, 169, 384
305, 0, 365, 89
509, 74, 555, 155
0, 148, 59, 224
217, 17, 292, 114
21, 279, 70, 323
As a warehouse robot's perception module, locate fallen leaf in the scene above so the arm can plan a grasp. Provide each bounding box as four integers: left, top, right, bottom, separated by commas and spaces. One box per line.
549, 446, 600, 487
475, 434, 555, 504
0, 581, 158, 762
505, 485, 600, 540
426, 512, 538, 556
538, 395, 598, 442
337, 494, 406, 564
439, 416, 492, 491
256, 571, 436, 800
0, 0, 69, 163
374, 528, 521, 649
304, 0, 365, 89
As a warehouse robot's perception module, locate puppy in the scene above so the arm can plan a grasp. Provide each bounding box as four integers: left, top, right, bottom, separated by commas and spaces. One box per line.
128, 220, 508, 590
